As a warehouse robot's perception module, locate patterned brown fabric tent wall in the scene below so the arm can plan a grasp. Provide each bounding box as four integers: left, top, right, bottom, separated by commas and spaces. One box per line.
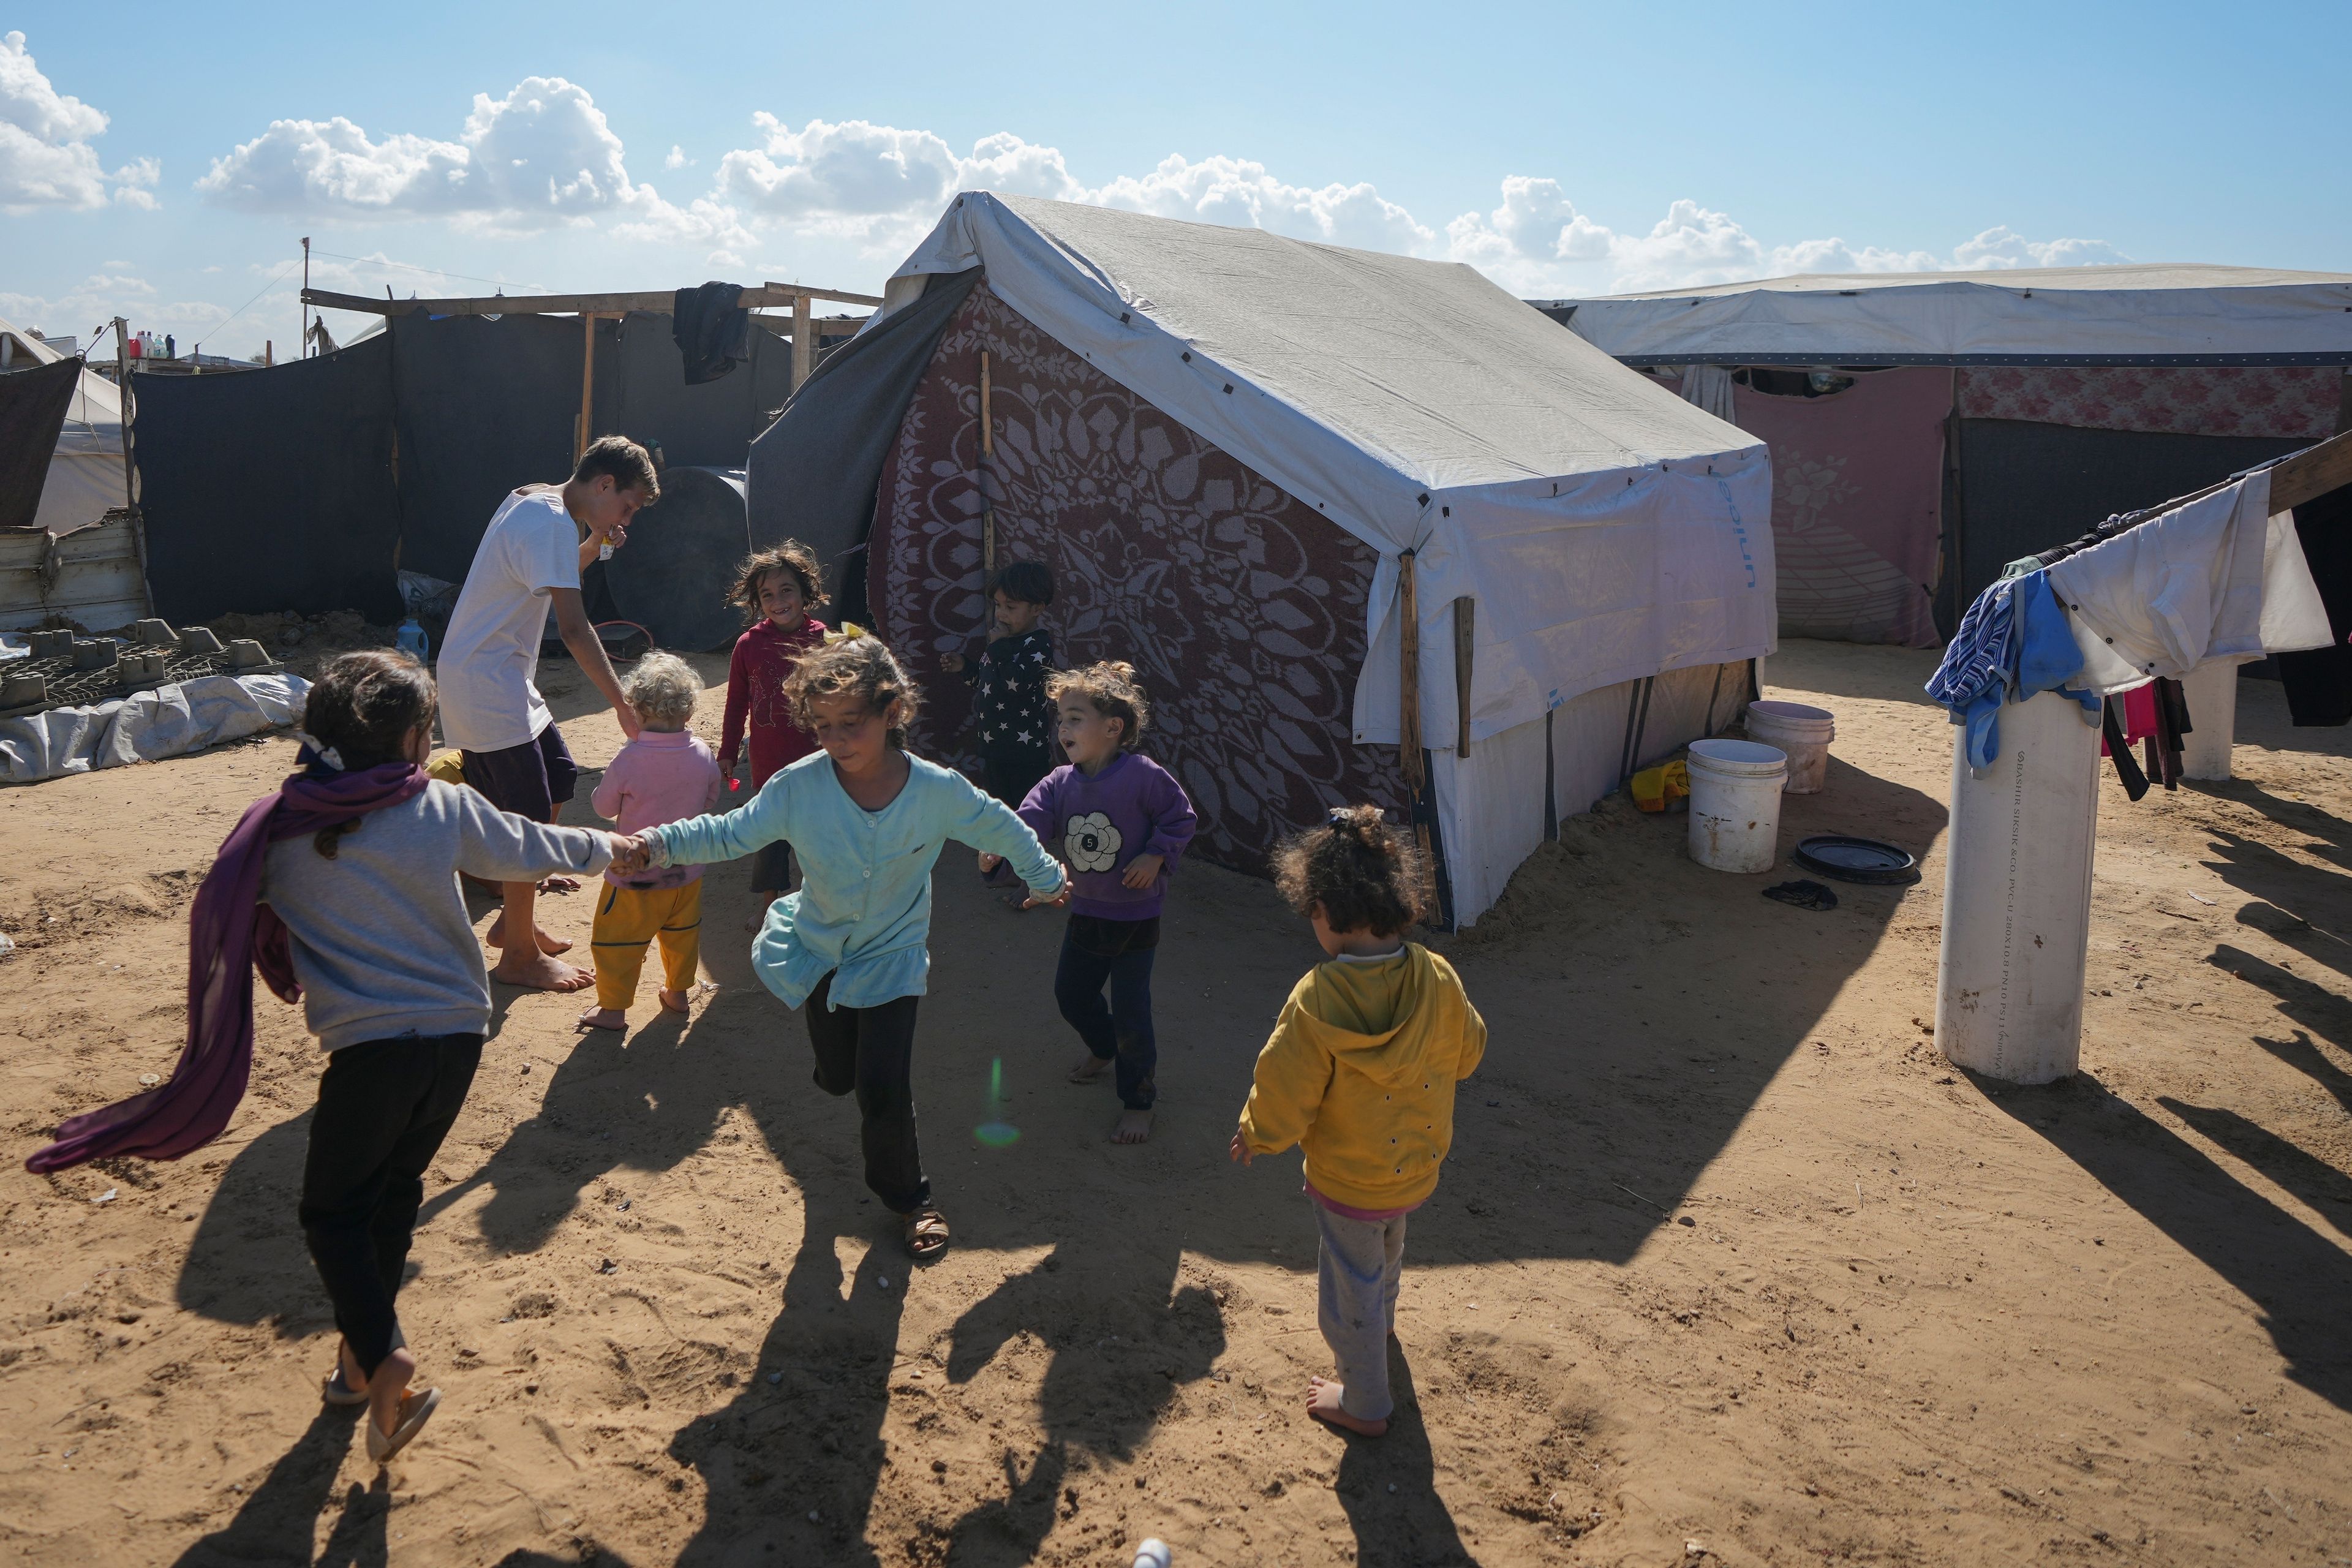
870, 283, 1408, 872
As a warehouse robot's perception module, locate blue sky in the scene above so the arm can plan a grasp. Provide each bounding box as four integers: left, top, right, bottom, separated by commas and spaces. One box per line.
7, 1, 2346, 358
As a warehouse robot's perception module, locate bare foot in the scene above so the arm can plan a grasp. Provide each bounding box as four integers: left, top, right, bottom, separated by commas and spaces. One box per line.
658, 988, 691, 1015
1068, 1052, 1112, 1085
577, 1004, 626, 1030
1305, 1376, 1387, 1437
744, 892, 776, 934
493, 952, 595, 992
1110, 1107, 1153, 1144
538, 874, 581, 894
486, 915, 573, 955
368, 1347, 419, 1439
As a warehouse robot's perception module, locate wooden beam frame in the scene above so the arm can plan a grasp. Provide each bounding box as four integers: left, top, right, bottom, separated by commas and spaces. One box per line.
2272, 427, 2352, 514
300, 282, 882, 318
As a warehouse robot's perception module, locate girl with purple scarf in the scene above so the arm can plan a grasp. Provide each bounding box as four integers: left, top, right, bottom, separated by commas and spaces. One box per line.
29, 652, 615, 1461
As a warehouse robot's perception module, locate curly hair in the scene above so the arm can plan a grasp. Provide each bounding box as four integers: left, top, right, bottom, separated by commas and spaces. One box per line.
1045, 660, 1150, 747
726, 540, 830, 625
622, 650, 703, 729
300, 650, 438, 858
782, 634, 920, 747
1270, 804, 1425, 937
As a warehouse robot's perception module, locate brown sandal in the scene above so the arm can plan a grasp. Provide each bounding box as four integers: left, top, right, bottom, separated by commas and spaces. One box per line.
903, 1206, 951, 1261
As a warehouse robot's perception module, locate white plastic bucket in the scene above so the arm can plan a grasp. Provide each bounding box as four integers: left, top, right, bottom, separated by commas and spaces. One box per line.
1935, 688, 2101, 1084
1686, 739, 1787, 873
1745, 699, 1836, 794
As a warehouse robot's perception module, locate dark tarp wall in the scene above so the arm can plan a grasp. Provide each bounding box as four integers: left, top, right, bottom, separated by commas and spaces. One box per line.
135, 337, 403, 624
390, 314, 596, 584
604, 467, 751, 652
1953, 420, 2310, 610
389, 312, 793, 586
0, 356, 84, 532
745, 268, 981, 625
606, 311, 796, 469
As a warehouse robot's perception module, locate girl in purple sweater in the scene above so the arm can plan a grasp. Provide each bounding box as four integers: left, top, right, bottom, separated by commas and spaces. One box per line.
992, 662, 1196, 1144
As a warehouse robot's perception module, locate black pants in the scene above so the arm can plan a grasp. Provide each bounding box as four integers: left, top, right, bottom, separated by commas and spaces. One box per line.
1054, 915, 1159, 1109
300, 1033, 483, 1378
804, 973, 929, 1213
982, 746, 1053, 812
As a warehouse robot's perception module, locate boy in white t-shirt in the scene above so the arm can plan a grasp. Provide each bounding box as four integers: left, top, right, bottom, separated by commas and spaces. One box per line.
436, 435, 658, 992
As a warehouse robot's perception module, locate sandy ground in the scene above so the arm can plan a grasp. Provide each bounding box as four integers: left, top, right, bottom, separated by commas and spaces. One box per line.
4, 636, 2351, 1567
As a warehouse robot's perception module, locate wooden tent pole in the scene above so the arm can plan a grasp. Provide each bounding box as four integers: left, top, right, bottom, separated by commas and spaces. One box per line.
791, 292, 815, 391
1452, 596, 1474, 758
1397, 551, 1436, 891
576, 312, 596, 464
979, 350, 997, 581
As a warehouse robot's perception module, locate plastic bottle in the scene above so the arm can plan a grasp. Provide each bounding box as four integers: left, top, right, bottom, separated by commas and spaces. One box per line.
1133, 1540, 1172, 1568
394, 618, 430, 662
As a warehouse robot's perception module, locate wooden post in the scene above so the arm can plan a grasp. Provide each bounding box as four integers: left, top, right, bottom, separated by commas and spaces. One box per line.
300, 237, 310, 359
111, 318, 134, 510
1397, 551, 1436, 889
576, 312, 597, 463
791, 292, 815, 392
264, 341, 273, 368
979, 350, 997, 581
1452, 596, 1474, 757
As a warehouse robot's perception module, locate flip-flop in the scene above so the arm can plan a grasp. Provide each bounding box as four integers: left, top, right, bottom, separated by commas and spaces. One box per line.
365, 1387, 442, 1463
902, 1207, 951, 1262
322, 1366, 369, 1407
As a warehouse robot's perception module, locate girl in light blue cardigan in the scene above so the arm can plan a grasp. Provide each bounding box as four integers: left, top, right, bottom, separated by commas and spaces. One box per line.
614, 636, 1064, 1259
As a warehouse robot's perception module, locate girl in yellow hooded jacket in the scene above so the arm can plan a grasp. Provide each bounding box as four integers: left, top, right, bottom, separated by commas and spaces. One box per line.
1230, 805, 1486, 1437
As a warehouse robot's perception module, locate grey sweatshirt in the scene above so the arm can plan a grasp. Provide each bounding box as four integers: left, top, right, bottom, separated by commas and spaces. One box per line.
258, 778, 613, 1049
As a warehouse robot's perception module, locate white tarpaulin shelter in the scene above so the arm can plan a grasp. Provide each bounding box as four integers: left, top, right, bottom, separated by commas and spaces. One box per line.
1544, 263, 2352, 366
875, 194, 1775, 921
0, 314, 127, 533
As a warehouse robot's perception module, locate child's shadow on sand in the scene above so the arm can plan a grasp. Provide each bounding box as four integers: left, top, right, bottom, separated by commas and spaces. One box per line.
929, 1237, 1224, 1564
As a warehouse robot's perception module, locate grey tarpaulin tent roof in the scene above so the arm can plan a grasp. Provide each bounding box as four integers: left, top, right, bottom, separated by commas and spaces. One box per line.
754, 192, 1774, 922
1539, 263, 2352, 367
876, 192, 1774, 751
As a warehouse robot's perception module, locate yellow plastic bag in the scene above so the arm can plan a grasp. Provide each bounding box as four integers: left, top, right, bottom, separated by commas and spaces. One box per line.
1630, 759, 1689, 813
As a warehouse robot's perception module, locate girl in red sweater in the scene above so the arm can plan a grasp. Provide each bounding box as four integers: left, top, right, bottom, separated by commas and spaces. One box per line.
718, 541, 827, 925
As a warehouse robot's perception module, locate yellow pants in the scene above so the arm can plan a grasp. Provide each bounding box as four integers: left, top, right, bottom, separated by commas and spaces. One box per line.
590, 880, 703, 1012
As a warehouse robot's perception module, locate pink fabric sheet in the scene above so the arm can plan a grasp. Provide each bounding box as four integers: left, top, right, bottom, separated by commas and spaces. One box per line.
1732, 369, 1951, 649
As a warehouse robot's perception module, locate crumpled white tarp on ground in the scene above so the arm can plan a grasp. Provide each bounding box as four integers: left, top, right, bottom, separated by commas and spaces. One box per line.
0, 673, 310, 785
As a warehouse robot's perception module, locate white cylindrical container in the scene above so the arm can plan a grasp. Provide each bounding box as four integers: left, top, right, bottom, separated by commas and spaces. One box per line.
1744, 699, 1836, 794
1686, 739, 1787, 873
2178, 660, 2238, 782
1935, 689, 2102, 1084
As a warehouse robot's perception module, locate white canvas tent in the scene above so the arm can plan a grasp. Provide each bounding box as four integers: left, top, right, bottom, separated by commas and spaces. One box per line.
0, 314, 145, 631
1544, 263, 2352, 366
870, 193, 1776, 921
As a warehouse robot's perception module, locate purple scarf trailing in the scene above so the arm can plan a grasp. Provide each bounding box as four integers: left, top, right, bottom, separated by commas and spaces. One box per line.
26, 760, 431, 1174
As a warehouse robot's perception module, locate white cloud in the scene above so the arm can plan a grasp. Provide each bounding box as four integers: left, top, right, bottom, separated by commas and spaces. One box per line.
198, 76, 650, 232
0, 273, 230, 349
0, 31, 157, 211
1091, 153, 1431, 254
1950, 225, 2132, 270
665, 144, 688, 170
1444, 190, 2115, 293
715, 115, 964, 229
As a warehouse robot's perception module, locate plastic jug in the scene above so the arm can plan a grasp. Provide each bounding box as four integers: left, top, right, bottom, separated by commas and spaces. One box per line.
395, 619, 430, 662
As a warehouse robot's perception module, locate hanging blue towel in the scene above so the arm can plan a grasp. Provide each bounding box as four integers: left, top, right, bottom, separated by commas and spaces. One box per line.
2013, 572, 2101, 720
1926, 570, 2098, 771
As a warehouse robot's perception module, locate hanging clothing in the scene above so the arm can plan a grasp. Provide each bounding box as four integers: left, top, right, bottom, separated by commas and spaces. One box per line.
2046, 471, 2276, 692
2098, 698, 2151, 801
1925, 570, 2094, 772
2277, 483, 2352, 726
671, 281, 753, 385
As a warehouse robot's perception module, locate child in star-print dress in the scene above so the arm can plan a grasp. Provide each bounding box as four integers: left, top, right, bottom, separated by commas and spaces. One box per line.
940, 560, 1058, 811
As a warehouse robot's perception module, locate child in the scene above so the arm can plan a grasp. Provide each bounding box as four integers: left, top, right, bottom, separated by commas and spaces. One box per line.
940, 560, 1057, 812
1003, 662, 1196, 1144
612, 636, 1066, 1260
581, 652, 723, 1031
25, 652, 618, 1461
1229, 806, 1486, 1438
718, 541, 829, 927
